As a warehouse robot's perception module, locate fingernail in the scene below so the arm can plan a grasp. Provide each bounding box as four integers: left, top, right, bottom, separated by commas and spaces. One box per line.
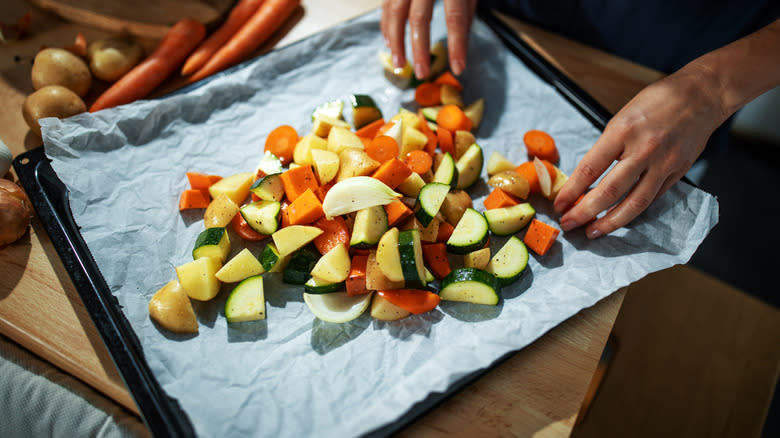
393, 53, 402, 69
560, 219, 576, 232
414, 63, 424, 80
587, 228, 603, 239
451, 58, 464, 75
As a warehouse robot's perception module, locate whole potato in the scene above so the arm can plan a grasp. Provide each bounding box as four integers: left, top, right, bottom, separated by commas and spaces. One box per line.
0, 179, 34, 246
87, 37, 144, 82
31, 48, 92, 97
22, 85, 87, 138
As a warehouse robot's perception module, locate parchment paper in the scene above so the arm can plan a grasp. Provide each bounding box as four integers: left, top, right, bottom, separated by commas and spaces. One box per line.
41, 5, 718, 438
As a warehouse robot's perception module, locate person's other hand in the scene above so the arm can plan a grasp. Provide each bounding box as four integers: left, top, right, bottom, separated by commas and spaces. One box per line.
381, 0, 477, 78
553, 65, 728, 238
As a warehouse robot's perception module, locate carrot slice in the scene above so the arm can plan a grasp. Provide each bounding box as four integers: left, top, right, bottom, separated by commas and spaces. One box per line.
404, 149, 433, 175
437, 126, 454, 155
523, 219, 560, 256
483, 188, 520, 210
181, 0, 264, 76
345, 254, 369, 296
524, 129, 559, 163
377, 289, 441, 314
179, 189, 210, 210
264, 125, 298, 165
280, 164, 319, 202
436, 104, 472, 132
279, 200, 291, 228
433, 71, 463, 92
187, 0, 301, 82
231, 209, 267, 241
312, 216, 350, 255
436, 220, 454, 242
287, 188, 324, 225
355, 118, 386, 139
515, 161, 554, 194
414, 82, 442, 107
186, 172, 222, 190
422, 242, 451, 279
365, 135, 399, 164
90, 19, 206, 112
417, 110, 438, 155
371, 157, 412, 189
384, 200, 414, 227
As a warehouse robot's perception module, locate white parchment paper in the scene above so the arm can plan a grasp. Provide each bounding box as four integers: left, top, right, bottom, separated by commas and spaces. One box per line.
41, 5, 718, 438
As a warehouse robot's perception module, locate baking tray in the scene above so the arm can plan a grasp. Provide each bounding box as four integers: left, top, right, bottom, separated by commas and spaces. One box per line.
13, 6, 615, 437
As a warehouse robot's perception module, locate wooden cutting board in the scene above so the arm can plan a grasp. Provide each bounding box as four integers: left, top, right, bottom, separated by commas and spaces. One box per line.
28, 0, 235, 38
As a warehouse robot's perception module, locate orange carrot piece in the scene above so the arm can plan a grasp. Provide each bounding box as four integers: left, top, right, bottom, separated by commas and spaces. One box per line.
433, 71, 463, 92
365, 135, 399, 164
483, 188, 520, 210
181, 0, 265, 76
523, 219, 560, 256
64, 32, 87, 58
286, 188, 324, 225
187, 0, 301, 82
437, 126, 454, 155
414, 82, 442, 107
280, 165, 318, 202
355, 118, 386, 139
315, 180, 335, 202
377, 289, 441, 314
312, 216, 350, 255
374, 120, 398, 138
264, 125, 298, 166
186, 172, 222, 190
179, 189, 210, 210
436, 104, 472, 132
436, 220, 454, 242
404, 149, 433, 175
280, 200, 291, 228
371, 157, 413, 189
422, 243, 451, 279
384, 200, 414, 227
345, 254, 369, 296
90, 19, 206, 112
524, 129, 559, 163
515, 161, 554, 194
417, 110, 438, 155
231, 209, 267, 241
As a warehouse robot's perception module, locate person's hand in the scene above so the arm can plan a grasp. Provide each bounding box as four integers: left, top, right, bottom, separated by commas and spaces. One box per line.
380, 0, 477, 78
553, 65, 729, 238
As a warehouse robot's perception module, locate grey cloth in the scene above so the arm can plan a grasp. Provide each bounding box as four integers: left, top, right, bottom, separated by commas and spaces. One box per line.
0, 334, 149, 438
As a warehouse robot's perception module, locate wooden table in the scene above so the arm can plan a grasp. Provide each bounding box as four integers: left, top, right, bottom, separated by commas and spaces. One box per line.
0, 1, 665, 436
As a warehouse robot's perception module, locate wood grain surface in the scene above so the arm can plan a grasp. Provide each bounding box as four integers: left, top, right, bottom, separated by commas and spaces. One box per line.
0, 1, 662, 435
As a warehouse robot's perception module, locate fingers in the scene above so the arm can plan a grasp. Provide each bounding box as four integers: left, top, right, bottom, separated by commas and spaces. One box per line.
409, 0, 434, 78
381, 0, 412, 69
443, 0, 476, 75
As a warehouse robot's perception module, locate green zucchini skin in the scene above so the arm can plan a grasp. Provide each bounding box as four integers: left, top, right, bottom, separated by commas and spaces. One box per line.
446, 208, 489, 255
304, 277, 346, 294
440, 268, 500, 305
350, 94, 383, 129
414, 182, 450, 227
484, 203, 536, 236
486, 236, 529, 287
282, 246, 320, 285
249, 173, 284, 202
192, 227, 229, 260
225, 275, 265, 323
433, 152, 459, 189
398, 229, 427, 288
454, 143, 483, 190
240, 200, 281, 235
350, 205, 388, 249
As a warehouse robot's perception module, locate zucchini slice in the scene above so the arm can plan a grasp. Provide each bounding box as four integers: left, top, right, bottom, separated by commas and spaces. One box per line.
225, 275, 265, 323
249, 173, 284, 202
192, 227, 230, 262
454, 143, 483, 189
304, 276, 345, 294
283, 245, 320, 285
421, 106, 441, 123
312, 99, 344, 121
446, 208, 489, 254
350, 205, 388, 249
415, 182, 450, 227
433, 152, 459, 189
256, 151, 284, 176
484, 203, 536, 236
376, 227, 404, 282
259, 242, 290, 273
240, 200, 281, 235
485, 236, 529, 287
303, 291, 373, 323
351, 94, 383, 129
398, 229, 427, 287
440, 267, 500, 305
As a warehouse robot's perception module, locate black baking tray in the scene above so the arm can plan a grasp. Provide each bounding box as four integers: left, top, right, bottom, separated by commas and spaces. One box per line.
13, 6, 614, 437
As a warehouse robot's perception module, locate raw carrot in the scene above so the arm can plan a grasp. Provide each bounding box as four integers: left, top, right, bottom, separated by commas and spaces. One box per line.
523, 219, 560, 256
312, 216, 350, 255
186, 171, 222, 190
417, 109, 438, 155
371, 157, 412, 189
264, 125, 298, 165
404, 149, 433, 175
374, 120, 397, 138
433, 71, 463, 92
187, 0, 301, 83
179, 189, 210, 210
515, 161, 555, 194
436, 104, 472, 132
384, 200, 414, 226
231, 209, 267, 241
181, 0, 265, 76
280, 164, 318, 202
422, 242, 451, 279
90, 19, 206, 112
345, 254, 369, 296
523, 129, 559, 163
365, 135, 399, 164
315, 180, 335, 202
64, 32, 87, 58
437, 126, 454, 155
377, 289, 440, 314
286, 188, 324, 225
414, 82, 442, 107
436, 220, 454, 242
354, 118, 386, 139
483, 188, 520, 210
280, 200, 291, 228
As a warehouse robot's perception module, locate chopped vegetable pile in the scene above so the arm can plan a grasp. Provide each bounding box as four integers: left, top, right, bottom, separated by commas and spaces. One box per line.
148, 44, 570, 334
